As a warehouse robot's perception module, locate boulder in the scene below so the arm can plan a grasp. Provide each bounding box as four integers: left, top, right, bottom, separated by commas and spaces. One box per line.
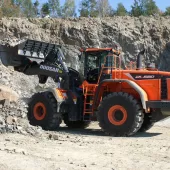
0, 85, 19, 103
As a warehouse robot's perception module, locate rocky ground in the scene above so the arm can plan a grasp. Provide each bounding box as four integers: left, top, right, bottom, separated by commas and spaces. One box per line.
0, 123, 170, 170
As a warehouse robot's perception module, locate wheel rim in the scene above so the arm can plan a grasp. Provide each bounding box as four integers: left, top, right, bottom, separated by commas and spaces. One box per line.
33, 102, 46, 120
108, 105, 127, 126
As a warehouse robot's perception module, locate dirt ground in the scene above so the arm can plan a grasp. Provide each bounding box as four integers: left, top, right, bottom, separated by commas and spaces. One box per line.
0, 122, 170, 170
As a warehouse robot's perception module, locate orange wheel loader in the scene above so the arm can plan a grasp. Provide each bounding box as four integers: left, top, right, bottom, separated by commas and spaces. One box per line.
0, 39, 169, 136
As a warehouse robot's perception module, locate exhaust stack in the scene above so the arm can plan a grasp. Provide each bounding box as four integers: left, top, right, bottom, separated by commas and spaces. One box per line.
136, 49, 145, 70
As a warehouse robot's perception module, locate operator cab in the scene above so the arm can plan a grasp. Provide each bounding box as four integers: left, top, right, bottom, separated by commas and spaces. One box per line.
80, 48, 125, 84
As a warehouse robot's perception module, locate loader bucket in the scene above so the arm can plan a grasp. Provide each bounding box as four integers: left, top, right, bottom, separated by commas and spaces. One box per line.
0, 44, 23, 67
0, 39, 61, 67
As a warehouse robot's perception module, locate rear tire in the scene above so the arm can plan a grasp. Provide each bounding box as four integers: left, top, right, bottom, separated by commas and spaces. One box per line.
27, 91, 62, 130
97, 92, 144, 136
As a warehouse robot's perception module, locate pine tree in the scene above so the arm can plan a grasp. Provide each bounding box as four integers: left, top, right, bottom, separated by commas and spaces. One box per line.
41, 2, 50, 16
0, 0, 20, 17
116, 3, 127, 16
164, 6, 170, 16
61, 0, 76, 17
12, 0, 35, 17
130, 0, 159, 16
89, 0, 98, 17
79, 0, 89, 17
22, 0, 34, 17
48, 0, 61, 17
131, 0, 143, 17
79, 0, 98, 17
33, 0, 39, 16
143, 0, 159, 16
97, 0, 114, 17
12, 0, 23, 6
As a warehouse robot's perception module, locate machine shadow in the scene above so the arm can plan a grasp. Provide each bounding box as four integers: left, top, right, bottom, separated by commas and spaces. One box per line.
132, 132, 162, 138
58, 126, 108, 137
58, 126, 162, 138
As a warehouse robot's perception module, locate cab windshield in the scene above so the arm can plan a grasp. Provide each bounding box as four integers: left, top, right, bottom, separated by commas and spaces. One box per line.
83, 50, 126, 79
85, 51, 108, 71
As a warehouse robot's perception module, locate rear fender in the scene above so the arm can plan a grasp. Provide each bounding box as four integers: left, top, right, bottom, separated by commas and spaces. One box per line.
94, 79, 149, 112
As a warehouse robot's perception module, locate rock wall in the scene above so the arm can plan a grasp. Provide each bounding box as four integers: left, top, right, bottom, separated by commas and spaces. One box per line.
0, 16, 170, 71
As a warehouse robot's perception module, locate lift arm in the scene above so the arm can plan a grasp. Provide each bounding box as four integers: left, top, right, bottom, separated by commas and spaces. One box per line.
0, 39, 69, 89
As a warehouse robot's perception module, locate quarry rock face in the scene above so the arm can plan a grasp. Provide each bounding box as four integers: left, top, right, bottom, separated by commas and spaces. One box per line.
0, 16, 170, 70
159, 42, 170, 71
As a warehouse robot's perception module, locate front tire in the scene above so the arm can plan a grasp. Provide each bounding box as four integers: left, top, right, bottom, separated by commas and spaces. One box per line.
139, 113, 154, 132
27, 91, 62, 130
97, 92, 144, 136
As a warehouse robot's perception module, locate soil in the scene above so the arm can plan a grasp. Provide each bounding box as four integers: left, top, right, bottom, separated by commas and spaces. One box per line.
0, 122, 170, 170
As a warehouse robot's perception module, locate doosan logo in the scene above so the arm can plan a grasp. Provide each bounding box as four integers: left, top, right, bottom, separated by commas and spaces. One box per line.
40, 65, 59, 72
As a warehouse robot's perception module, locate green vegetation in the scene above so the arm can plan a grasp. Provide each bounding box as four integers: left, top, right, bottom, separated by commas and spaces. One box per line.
0, 0, 169, 18
116, 3, 127, 16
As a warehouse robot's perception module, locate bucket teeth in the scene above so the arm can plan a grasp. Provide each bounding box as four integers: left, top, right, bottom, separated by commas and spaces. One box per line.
0, 39, 61, 67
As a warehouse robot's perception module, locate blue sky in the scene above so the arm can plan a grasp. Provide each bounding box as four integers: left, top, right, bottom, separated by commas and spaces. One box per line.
37, 0, 170, 12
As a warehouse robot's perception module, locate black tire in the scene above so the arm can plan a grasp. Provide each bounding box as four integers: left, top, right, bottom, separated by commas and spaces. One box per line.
27, 91, 62, 130
97, 92, 144, 136
139, 113, 154, 132
63, 115, 90, 129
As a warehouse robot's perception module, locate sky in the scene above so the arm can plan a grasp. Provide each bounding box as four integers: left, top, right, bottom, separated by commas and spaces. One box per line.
38, 0, 170, 13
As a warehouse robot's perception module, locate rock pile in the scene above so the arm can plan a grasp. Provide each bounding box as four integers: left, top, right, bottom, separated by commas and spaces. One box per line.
0, 62, 57, 135
0, 88, 44, 135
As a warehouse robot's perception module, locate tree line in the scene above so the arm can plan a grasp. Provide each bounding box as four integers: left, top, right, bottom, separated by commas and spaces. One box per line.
0, 0, 170, 18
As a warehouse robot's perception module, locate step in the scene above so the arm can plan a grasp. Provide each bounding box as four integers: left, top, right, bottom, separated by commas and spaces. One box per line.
84, 109, 93, 111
